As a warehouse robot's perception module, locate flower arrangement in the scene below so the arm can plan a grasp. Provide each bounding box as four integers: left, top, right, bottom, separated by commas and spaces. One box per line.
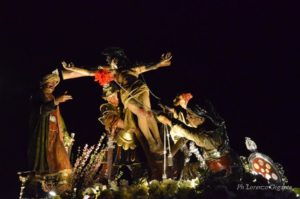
21, 135, 299, 199
71, 135, 107, 195
70, 172, 298, 199
79, 178, 201, 199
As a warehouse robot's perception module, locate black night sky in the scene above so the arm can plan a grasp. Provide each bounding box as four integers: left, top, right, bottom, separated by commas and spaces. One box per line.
1, 1, 300, 197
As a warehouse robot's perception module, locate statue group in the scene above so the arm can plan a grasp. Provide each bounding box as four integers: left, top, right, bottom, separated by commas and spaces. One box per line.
20, 47, 292, 198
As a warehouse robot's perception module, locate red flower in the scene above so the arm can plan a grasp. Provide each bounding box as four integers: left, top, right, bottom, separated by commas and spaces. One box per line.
94, 69, 115, 86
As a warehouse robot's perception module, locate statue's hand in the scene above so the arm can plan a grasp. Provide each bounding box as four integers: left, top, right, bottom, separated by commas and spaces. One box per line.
61, 61, 75, 70
158, 52, 172, 67
156, 113, 172, 126
55, 91, 73, 105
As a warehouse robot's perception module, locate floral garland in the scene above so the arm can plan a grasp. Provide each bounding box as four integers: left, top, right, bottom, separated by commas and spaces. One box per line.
81, 178, 201, 199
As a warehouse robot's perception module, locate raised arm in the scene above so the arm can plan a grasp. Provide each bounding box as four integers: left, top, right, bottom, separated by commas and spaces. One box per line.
61, 61, 97, 79
60, 70, 90, 80
132, 52, 172, 75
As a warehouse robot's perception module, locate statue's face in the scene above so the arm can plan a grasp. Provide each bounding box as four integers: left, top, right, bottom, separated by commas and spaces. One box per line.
179, 96, 188, 108
106, 56, 118, 69
106, 56, 112, 65
173, 96, 182, 106
43, 81, 57, 94
173, 95, 188, 108
111, 59, 118, 69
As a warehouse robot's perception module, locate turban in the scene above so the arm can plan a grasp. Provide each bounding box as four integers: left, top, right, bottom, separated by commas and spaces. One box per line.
40, 73, 60, 87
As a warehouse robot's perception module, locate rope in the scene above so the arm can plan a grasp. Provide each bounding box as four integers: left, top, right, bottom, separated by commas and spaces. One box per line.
113, 80, 159, 115
167, 126, 173, 167
162, 124, 167, 180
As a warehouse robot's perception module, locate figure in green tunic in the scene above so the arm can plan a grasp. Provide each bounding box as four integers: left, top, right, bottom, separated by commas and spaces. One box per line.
28, 72, 73, 175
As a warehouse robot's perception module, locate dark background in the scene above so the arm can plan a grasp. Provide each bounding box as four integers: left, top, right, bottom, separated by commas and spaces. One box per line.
1, 0, 299, 197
